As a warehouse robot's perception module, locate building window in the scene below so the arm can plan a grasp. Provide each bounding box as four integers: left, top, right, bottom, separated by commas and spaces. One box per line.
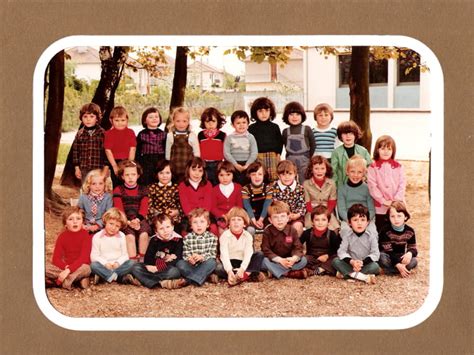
398, 49, 420, 84
270, 62, 277, 81
338, 54, 388, 86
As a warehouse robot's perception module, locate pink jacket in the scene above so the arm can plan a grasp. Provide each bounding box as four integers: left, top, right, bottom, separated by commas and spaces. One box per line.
367, 159, 406, 215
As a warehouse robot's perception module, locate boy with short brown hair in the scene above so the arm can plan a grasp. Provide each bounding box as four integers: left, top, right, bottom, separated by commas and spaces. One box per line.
261, 201, 308, 279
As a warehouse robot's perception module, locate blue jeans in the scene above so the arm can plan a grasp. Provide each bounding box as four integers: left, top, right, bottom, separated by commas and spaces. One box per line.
90, 260, 135, 283
176, 258, 216, 286
131, 263, 181, 288
379, 252, 418, 274
261, 256, 307, 279
214, 251, 265, 278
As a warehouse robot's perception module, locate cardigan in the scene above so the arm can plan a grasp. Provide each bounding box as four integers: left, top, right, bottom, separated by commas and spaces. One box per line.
219, 229, 254, 273
52, 229, 92, 272
367, 159, 406, 215
330, 144, 372, 188
211, 183, 243, 218
178, 180, 213, 215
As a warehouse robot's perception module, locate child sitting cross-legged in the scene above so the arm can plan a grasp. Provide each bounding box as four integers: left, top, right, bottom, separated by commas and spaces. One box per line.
176, 208, 218, 287
45, 206, 92, 290
214, 207, 266, 286
261, 201, 308, 279
131, 213, 187, 289
299, 205, 341, 276
90, 208, 139, 285
332, 204, 380, 284
378, 201, 418, 278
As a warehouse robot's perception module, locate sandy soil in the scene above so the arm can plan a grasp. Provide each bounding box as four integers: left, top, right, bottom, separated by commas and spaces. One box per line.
45, 160, 430, 318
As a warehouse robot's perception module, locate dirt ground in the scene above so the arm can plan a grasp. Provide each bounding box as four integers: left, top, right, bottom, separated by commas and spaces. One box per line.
45, 160, 430, 318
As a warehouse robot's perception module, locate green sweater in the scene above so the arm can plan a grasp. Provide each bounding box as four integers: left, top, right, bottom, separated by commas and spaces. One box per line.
337, 181, 375, 222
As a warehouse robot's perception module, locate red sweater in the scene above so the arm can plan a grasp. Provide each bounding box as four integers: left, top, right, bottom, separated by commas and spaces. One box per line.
104, 127, 137, 159
211, 184, 243, 218
52, 229, 92, 272
198, 130, 226, 161
178, 181, 213, 215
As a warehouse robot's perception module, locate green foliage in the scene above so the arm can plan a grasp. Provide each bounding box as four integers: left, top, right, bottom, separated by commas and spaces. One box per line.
57, 143, 71, 164
185, 88, 223, 117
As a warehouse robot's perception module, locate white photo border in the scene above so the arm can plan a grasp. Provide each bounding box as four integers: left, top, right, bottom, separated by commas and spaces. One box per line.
33, 35, 444, 331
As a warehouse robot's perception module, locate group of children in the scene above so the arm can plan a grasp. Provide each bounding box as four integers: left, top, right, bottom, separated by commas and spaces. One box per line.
46, 97, 418, 290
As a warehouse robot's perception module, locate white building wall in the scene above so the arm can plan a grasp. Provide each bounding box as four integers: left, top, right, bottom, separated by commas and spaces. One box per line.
305, 49, 337, 110
72, 63, 101, 82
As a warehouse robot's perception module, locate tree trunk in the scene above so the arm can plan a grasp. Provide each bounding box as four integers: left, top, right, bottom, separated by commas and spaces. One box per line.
60, 46, 128, 187
44, 51, 65, 200
349, 46, 372, 152
167, 46, 188, 128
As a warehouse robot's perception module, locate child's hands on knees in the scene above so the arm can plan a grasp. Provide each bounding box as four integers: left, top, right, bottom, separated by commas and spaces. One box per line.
279, 259, 292, 269
350, 259, 363, 272
58, 268, 71, 282
400, 252, 412, 265
105, 263, 114, 270
317, 254, 329, 263
396, 263, 411, 278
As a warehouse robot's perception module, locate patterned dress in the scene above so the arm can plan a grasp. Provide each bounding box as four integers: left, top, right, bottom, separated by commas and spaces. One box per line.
271, 180, 306, 221
147, 182, 182, 224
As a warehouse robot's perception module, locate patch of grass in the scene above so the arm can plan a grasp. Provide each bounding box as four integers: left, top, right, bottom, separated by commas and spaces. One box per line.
57, 144, 71, 164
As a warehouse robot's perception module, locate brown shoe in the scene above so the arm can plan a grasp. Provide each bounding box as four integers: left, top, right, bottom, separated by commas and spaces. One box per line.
252, 272, 266, 282
122, 274, 142, 286
160, 278, 188, 289
207, 273, 219, 284
286, 269, 308, 279
79, 277, 90, 289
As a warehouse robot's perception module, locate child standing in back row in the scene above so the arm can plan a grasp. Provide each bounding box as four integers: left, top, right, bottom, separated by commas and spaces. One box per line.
248, 97, 283, 182
367, 135, 406, 232
331, 120, 371, 188
71, 103, 106, 182
282, 101, 315, 183
197, 107, 227, 186
136, 107, 167, 186
165, 107, 200, 183
104, 106, 137, 187
312, 103, 340, 162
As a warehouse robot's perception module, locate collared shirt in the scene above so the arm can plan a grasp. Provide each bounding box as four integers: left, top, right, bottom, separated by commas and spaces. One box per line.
182, 231, 217, 261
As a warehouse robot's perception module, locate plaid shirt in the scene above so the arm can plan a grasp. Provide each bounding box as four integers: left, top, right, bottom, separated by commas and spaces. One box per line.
136, 128, 166, 156
72, 126, 106, 171
183, 231, 217, 261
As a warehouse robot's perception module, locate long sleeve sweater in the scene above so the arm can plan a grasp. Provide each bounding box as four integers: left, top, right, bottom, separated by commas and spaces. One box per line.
248, 120, 283, 154
337, 181, 375, 222
52, 229, 92, 272
223, 132, 258, 165
90, 229, 129, 266
219, 229, 254, 272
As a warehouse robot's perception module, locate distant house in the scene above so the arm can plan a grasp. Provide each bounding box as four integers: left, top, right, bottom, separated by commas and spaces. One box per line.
244, 48, 304, 92
65, 46, 174, 95
187, 61, 225, 91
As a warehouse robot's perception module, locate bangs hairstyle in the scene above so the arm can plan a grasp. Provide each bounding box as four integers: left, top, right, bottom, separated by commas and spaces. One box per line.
246, 161, 268, 182
345, 155, 367, 173
109, 105, 129, 120
188, 207, 210, 225
388, 200, 411, 221
336, 120, 362, 140
217, 160, 235, 174
184, 157, 208, 186
373, 135, 397, 160
267, 200, 290, 217
168, 106, 191, 132
200, 107, 226, 129
347, 203, 370, 221
118, 159, 143, 178
62, 206, 85, 226
225, 207, 250, 227
79, 103, 102, 123
102, 207, 127, 228
313, 103, 334, 121
230, 110, 250, 124
141, 107, 162, 128
250, 97, 276, 121
311, 205, 331, 221
82, 168, 112, 194
282, 101, 306, 124
152, 213, 174, 228
305, 155, 333, 180
155, 159, 171, 174
277, 160, 297, 175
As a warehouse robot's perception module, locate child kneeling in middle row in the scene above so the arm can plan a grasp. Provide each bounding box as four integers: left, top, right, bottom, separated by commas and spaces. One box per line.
261, 201, 308, 279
